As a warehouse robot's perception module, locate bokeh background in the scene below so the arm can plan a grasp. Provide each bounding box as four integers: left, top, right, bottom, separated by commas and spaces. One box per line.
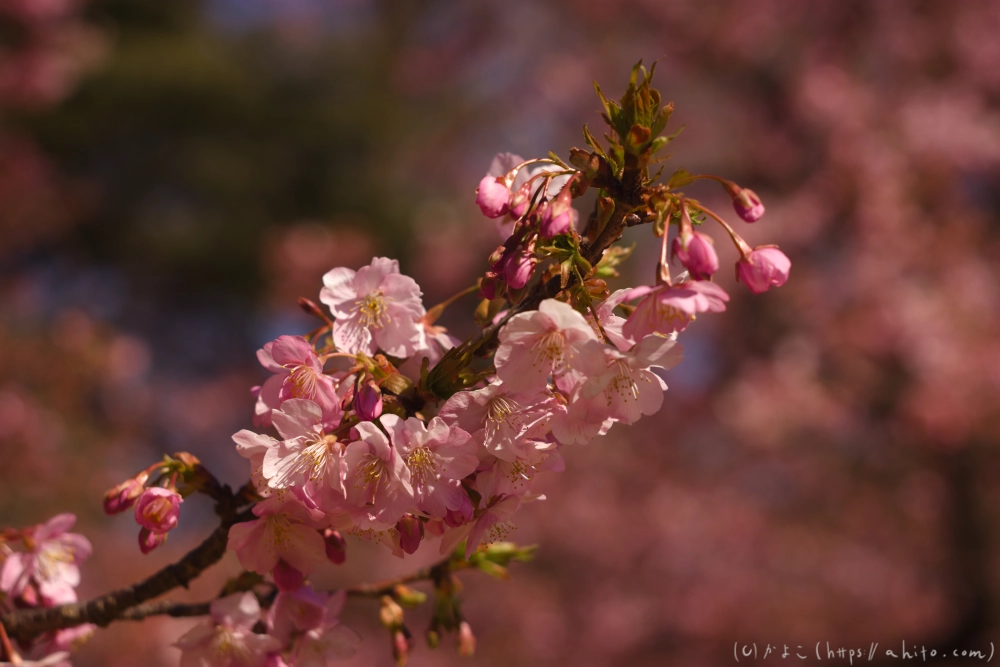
2, 1, 1000, 665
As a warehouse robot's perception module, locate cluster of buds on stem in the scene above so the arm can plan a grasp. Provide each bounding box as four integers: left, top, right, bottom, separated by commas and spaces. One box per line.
102, 452, 211, 554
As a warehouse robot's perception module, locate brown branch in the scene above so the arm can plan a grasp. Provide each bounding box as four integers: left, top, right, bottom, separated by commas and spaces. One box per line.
1, 483, 255, 642
117, 599, 211, 622
346, 556, 467, 598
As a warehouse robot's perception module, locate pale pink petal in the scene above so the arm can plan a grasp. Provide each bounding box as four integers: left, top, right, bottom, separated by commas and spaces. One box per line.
271, 398, 323, 441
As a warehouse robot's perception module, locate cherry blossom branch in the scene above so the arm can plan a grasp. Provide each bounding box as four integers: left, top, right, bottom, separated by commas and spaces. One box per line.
0, 483, 255, 642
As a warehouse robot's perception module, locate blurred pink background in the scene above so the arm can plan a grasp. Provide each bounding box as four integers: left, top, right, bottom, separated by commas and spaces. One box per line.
2, 1, 999, 665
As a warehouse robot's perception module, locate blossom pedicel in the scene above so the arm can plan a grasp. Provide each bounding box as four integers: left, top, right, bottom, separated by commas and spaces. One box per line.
0, 63, 792, 667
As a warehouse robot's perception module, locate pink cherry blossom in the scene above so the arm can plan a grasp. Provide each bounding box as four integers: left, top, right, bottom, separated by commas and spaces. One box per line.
465, 494, 520, 559
672, 230, 719, 280
174, 592, 281, 667
0, 514, 91, 603
494, 299, 598, 393
226, 498, 328, 576
253, 336, 344, 430
342, 417, 414, 530
133, 487, 182, 534
736, 246, 791, 294
320, 257, 425, 358
474, 445, 561, 500
250, 399, 351, 502
439, 381, 560, 461
383, 415, 478, 517
571, 335, 684, 426
266, 587, 361, 665
267, 586, 331, 644
622, 280, 729, 338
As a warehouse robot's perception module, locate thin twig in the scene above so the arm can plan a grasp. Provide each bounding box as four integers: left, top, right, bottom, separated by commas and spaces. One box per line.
346, 556, 466, 598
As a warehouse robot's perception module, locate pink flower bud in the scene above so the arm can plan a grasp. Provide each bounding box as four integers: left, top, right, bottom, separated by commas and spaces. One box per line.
503, 246, 535, 290
272, 559, 304, 591
355, 380, 383, 422
475, 176, 510, 218
322, 528, 347, 564
392, 629, 412, 666
479, 272, 498, 300
509, 182, 532, 219
672, 230, 719, 280
138, 527, 167, 554
133, 487, 182, 534
395, 515, 424, 555
539, 201, 574, 238
458, 621, 476, 657
736, 246, 791, 293
732, 188, 765, 222
103, 474, 147, 515
443, 493, 474, 528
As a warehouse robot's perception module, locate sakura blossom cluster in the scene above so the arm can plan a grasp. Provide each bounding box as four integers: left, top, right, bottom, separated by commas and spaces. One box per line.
0, 515, 93, 666
1, 65, 793, 667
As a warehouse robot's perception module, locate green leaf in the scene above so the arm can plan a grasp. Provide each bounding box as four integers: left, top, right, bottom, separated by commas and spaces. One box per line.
666, 166, 696, 189
582, 124, 610, 164
547, 150, 569, 169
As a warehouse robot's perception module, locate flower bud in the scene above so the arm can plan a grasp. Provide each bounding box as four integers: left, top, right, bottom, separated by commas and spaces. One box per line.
392, 628, 413, 667
103, 473, 148, 515
458, 621, 476, 657
539, 201, 572, 238
503, 246, 535, 290
479, 272, 499, 301
395, 514, 424, 555
392, 584, 427, 607
322, 528, 347, 564
425, 628, 441, 649
355, 379, 383, 422
672, 230, 719, 280
138, 527, 167, 554
443, 493, 474, 528
379, 596, 405, 630
736, 246, 791, 293
508, 182, 532, 219
475, 176, 510, 218
133, 487, 182, 534
272, 559, 304, 592
732, 187, 765, 222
